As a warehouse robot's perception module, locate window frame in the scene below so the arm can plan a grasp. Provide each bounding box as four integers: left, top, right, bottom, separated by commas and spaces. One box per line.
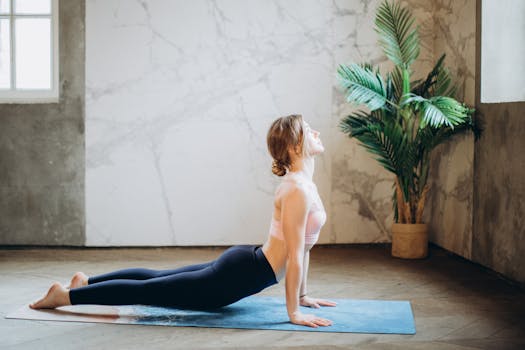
0, 0, 59, 104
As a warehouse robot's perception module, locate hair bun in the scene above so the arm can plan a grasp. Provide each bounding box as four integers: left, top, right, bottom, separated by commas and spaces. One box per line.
272, 159, 287, 177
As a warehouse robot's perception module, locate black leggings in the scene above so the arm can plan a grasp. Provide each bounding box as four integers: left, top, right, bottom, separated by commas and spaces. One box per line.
69, 245, 278, 310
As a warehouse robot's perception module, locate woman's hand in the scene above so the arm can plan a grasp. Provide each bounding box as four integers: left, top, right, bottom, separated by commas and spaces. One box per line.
300, 295, 337, 308
289, 311, 332, 328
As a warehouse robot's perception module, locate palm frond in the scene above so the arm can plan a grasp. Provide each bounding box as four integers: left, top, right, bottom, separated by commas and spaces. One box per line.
402, 95, 471, 129
418, 112, 481, 151
371, 107, 396, 122
434, 66, 457, 97
339, 110, 380, 137
375, 0, 420, 68
413, 53, 446, 97
421, 96, 472, 129
337, 63, 387, 111
340, 113, 410, 176
390, 66, 404, 103
412, 54, 457, 98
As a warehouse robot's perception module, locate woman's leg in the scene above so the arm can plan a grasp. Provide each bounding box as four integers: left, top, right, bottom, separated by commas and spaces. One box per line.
69, 264, 221, 309
68, 246, 260, 309
86, 262, 214, 285
32, 246, 276, 310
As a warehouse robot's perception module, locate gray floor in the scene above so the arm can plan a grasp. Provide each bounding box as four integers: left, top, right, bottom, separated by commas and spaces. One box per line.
1, 245, 524, 350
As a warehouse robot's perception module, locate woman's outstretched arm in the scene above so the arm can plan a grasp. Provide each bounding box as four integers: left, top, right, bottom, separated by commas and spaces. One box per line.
282, 186, 307, 320
281, 185, 332, 328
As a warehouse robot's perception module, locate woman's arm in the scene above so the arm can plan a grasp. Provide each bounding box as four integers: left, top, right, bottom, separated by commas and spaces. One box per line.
299, 248, 310, 298
281, 185, 332, 328
298, 246, 338, 309
281, 185, 307, 320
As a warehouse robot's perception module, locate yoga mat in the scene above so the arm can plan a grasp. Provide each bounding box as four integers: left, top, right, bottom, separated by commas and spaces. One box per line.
6, 296, 416, 334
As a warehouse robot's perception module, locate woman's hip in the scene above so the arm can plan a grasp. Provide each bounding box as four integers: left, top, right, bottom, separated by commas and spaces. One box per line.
213, 245, 277, 292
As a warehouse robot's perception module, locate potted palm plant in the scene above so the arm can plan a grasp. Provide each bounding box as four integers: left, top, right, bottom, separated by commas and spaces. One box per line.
336, 0, 482, 259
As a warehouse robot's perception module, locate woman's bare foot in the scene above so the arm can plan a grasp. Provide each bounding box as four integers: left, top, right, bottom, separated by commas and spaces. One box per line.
30, 282, 71, 309
68, 272, 89, 289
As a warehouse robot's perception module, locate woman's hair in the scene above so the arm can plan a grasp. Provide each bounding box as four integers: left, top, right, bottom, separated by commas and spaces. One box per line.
267, 114, 305, 176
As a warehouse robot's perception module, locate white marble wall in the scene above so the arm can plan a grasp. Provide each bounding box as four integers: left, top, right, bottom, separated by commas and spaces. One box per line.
86, 0, 336, 245
86, 0, 475, 247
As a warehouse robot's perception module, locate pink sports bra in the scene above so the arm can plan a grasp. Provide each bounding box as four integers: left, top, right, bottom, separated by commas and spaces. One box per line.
269, 174, 327, 245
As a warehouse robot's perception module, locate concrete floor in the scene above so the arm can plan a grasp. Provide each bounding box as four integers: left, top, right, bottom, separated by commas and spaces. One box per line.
1, 245, 524, 350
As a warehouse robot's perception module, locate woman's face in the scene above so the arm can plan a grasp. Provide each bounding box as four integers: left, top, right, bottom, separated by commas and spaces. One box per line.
303, 121, 324, 156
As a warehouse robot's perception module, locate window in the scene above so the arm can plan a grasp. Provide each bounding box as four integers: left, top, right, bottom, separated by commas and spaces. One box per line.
0, 0, 59, 103
481, 0, 525, 103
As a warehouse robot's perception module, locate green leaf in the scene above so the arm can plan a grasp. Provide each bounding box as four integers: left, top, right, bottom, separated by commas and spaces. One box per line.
337, 63, 387, 111
434, 67, 457, 97
417, 112, 482, 152
375, 0, 420, 68
412, 54, 458, 98
390, 66, 404, 103
340, 113, 411, 177
413, 53, 446, 97
419, 96, 472, 129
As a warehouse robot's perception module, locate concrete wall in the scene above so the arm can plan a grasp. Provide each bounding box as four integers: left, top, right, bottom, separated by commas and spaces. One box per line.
473, 103, 525, 285
0, 1, 85, 245
472, 1, 525, 285
423, 0, 476, 259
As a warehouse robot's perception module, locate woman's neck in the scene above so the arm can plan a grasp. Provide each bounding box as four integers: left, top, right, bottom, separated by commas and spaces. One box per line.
288, 157, 315, 181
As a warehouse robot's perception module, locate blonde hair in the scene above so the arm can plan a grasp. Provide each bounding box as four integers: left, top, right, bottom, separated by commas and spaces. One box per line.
266, 114, 305, 176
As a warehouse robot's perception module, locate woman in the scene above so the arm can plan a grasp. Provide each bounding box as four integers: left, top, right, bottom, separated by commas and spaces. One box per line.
30, 114, 336, 328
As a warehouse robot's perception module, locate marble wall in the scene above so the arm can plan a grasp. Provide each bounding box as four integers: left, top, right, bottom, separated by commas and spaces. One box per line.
86, 0, 335, 245
86, 0, 476, 247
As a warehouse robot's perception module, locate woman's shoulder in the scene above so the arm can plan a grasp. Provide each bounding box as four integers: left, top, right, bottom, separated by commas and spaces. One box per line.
277, 179, 312, 205
282, 174, 317, 193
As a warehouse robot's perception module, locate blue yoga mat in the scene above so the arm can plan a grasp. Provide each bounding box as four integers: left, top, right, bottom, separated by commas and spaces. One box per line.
7, 296, 416, 334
